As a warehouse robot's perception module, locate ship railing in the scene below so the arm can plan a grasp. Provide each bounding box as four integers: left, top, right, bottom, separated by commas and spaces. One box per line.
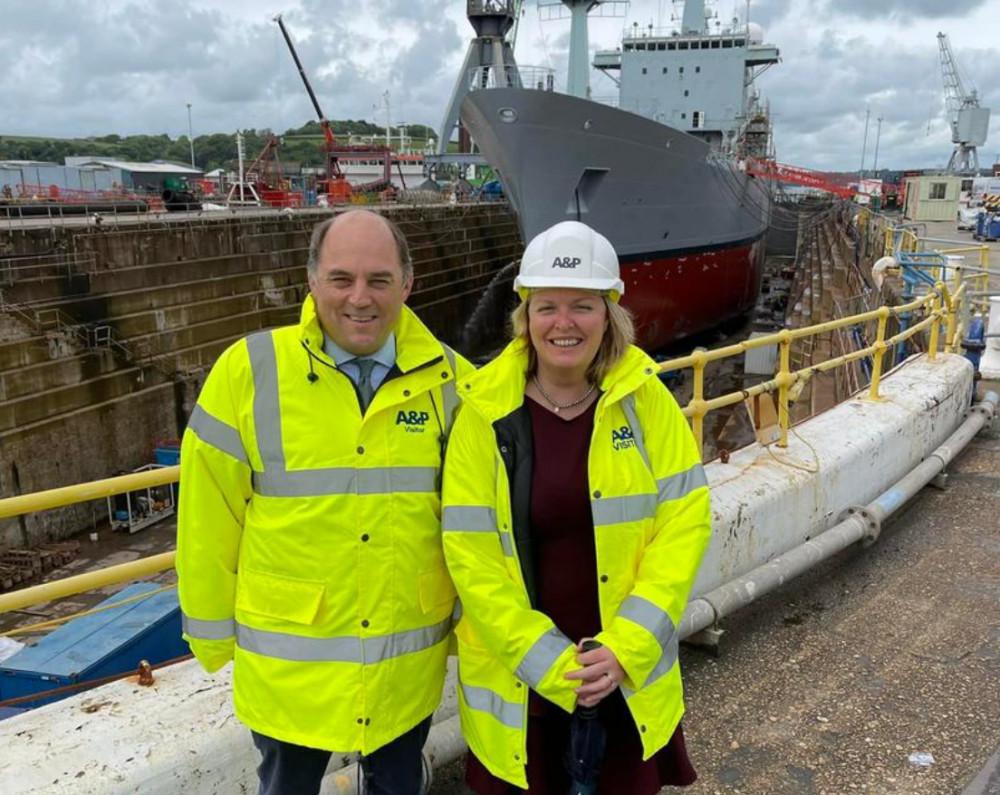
0, 270, 986, 616
538, 0, 626, 22
466, 64, 556, 93
591, 95, 620, 109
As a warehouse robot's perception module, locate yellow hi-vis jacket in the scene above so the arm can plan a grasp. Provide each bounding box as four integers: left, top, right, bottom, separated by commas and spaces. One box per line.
176, 296, 473, 754
441, 340, 711, 788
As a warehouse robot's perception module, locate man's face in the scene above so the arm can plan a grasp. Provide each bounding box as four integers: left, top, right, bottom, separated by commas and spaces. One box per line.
308, 213, 412, 357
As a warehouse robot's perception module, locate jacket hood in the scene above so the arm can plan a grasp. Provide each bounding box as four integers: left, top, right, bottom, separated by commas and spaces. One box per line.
297, 295, 448, 375
459, 338, 660, 422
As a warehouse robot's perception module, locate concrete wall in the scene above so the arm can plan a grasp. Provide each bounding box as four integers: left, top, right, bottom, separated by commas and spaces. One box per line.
0, 204, 522, 547
0, 383, 180, 548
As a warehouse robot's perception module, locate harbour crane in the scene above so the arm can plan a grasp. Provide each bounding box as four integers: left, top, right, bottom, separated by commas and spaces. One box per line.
436, 1, 524, 156
274, 14, 394, 200
274, 14, 349, 199
937, 32, 990, 173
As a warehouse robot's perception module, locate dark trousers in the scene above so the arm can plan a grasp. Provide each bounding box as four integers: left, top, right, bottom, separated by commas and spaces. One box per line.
252, 717, 432, 795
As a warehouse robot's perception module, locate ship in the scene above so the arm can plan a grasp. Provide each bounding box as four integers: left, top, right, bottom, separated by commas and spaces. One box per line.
456, 0, 780, 350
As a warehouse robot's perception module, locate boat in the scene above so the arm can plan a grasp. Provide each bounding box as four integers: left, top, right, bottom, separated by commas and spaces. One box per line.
458, 0, 780, 349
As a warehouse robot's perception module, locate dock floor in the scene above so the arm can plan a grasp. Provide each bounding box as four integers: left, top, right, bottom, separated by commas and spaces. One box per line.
429, 386, 1000, 794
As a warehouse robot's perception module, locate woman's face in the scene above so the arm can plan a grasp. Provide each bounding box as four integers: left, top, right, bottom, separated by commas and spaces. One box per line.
528, 288, 608, 379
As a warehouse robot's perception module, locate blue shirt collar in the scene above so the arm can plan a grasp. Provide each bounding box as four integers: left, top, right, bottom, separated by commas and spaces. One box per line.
323, 332, 396, 369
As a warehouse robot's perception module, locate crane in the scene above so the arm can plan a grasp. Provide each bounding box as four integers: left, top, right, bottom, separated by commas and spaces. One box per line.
937, 32, 991, 173
274, 13, 348, 197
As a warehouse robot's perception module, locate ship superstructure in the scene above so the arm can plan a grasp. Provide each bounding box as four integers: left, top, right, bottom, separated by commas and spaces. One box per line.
594, 0, 779, 153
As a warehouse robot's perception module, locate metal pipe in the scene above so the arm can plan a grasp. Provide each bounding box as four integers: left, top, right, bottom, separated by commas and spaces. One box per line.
679, 391, 998, 639
0, 466, 179, 521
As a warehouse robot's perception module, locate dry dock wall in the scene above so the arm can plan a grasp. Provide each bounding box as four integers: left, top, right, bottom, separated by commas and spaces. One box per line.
0, 204, 521, 548
0, 354, 976, 795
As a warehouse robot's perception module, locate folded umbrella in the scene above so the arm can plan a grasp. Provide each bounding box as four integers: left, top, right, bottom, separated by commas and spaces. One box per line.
565, 640, 608, 795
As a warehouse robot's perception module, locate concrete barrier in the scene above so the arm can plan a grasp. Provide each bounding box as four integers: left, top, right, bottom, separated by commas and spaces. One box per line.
0, 354, 975, 794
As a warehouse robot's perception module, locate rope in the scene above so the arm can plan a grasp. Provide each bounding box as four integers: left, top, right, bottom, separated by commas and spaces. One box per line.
1, 584, 176, 639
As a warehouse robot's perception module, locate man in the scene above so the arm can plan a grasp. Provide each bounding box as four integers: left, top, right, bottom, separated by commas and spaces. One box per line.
176, 210, 472, 795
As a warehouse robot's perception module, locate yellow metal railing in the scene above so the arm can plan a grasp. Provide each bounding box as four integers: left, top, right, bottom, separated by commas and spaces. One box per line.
659, 287, 951, 452
0, 212, 990, 617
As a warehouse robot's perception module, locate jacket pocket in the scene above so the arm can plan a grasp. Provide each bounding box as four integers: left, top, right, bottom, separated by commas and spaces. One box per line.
236, 568, 326, 625
418, 565, 458, 613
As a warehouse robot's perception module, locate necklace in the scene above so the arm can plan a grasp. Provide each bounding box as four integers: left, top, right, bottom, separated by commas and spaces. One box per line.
531, 374, 596, 414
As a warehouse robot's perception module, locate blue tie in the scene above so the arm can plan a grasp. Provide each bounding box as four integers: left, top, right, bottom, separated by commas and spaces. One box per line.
355, 358, 376, 413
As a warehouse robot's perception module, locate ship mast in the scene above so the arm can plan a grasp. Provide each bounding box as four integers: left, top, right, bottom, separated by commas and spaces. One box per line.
539, 1, 625, 99
564, 1, 594, 99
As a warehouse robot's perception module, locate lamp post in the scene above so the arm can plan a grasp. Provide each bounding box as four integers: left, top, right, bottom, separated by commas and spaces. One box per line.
872, 115, 883, 177
859, 105, 870, 181
186, 103, 196, 168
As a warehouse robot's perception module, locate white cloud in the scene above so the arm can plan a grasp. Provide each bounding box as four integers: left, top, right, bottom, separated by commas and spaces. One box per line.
0, 0, 997, 170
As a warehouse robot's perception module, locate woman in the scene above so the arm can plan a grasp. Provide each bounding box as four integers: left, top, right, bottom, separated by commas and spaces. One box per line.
442, 221, 712, 794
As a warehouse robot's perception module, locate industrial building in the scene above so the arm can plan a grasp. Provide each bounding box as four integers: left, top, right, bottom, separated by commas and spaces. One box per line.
63, 158, 202, 192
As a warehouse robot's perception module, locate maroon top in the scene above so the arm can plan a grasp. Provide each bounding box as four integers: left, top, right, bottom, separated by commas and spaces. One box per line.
466, 396, 697, 794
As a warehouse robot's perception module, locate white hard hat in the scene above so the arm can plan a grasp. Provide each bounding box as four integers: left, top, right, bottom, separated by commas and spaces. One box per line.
513, 221, 625, 302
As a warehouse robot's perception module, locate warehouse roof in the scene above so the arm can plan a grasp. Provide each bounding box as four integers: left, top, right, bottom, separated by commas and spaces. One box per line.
65, 158, 202, 175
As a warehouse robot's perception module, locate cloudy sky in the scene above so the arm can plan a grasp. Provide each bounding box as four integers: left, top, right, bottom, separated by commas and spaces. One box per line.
2, 0, 998, 171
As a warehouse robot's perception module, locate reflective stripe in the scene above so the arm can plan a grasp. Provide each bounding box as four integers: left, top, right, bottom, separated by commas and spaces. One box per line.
514, 627, 572, 688
621, 394, 651, 471
657, 463, 708, 503
442, 345, 459, 438
188, 405, 248, 465
621, 634, 680, 698
591, 493, 656, 526
182, 613, 236, 641
644, 634, 681, 687
499, 532, 515, 558
617, 596, 680, 699
253, 466, 438, 497
363, 617, 453, 663
236, 615, 452, 664
239, 624, 360, 662
247, 332, 284, 469
617, 595, 676, 650
460, 681, 524, 730
442, 505, 497, 533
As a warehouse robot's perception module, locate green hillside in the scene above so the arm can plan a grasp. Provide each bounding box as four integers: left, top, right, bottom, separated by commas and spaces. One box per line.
0, 121, 438, 172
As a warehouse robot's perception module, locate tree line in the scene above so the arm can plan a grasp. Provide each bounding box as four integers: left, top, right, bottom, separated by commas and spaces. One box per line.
0, 120, 437, 173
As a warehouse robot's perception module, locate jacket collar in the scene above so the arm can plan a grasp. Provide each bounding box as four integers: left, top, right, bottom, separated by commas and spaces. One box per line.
298, 296, 446, 375
460, 338, 659, 423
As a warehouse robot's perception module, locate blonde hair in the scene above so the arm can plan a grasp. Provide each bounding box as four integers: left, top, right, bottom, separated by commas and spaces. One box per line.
511, 292, 635, 385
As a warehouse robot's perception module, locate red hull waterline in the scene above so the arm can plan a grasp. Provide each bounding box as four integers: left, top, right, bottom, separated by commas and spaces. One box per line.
622, 237, 766, 352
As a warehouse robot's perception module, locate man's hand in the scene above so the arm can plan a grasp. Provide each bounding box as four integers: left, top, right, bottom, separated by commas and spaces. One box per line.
563, 638, 626, 708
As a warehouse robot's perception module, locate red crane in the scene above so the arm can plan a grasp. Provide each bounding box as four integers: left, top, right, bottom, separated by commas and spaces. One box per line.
274, 14, 394, 202
745, 158, 856, 200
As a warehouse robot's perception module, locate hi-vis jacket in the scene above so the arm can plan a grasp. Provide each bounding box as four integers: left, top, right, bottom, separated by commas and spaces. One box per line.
441, 340, 711, 788
176, 297, 473, 754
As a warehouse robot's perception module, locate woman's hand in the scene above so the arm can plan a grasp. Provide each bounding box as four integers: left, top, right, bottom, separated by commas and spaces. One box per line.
563, 638, 626, 708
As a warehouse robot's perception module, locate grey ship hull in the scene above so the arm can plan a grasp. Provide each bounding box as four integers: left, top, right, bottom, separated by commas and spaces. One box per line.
461, 88, 771, 348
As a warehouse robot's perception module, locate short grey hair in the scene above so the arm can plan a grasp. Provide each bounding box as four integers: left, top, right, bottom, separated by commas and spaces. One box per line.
306, 211, 413, 283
